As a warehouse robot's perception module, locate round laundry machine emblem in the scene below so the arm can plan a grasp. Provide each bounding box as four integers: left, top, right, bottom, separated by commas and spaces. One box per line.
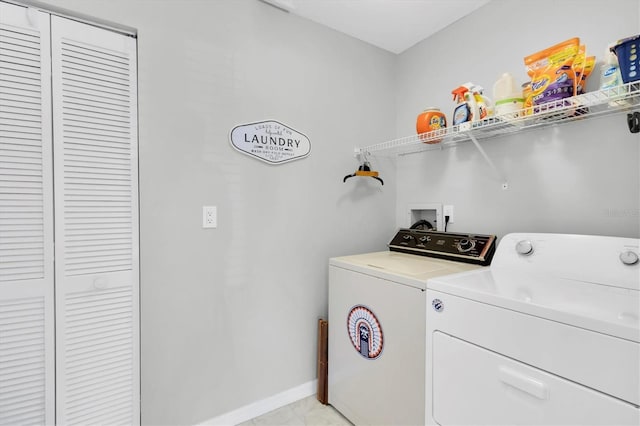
347, 305, 383, 360
432, 298, 444, 312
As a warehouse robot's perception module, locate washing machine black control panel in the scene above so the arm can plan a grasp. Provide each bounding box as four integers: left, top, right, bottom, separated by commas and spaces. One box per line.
388, 229, 497, 265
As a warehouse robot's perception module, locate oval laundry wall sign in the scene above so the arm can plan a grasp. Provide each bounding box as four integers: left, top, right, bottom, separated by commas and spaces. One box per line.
230, 120, 311, 164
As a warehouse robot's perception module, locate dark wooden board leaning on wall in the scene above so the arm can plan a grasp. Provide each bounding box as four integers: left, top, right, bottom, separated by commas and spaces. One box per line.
317, 319, 328, 404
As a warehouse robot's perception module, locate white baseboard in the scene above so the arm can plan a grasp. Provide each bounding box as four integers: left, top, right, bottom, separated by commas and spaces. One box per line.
197, 380, 317, 426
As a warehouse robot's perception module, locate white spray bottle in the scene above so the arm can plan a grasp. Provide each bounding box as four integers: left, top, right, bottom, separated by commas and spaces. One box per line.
468, 85, 492, 121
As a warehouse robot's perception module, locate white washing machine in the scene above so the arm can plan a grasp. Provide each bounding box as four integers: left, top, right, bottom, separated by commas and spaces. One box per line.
426, 233, 640, 426
328, 229, 497, 426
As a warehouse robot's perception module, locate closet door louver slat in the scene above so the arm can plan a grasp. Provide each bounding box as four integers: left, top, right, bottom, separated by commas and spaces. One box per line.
52, 16, 139, 426
0, 14, 45, 284
0, 297, 45, 425
0, 4, 54, 425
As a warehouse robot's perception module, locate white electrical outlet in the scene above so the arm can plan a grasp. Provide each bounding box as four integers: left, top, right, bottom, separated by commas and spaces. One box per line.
443, 205, 454, 223
202, 206, 217, 228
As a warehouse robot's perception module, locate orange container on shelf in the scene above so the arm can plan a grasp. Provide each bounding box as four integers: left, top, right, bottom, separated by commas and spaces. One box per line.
521, 82, 533, 115
416, 108, 447, 144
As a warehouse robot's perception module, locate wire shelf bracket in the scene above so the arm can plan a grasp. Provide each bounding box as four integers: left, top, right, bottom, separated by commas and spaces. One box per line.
468, 133, 508, 190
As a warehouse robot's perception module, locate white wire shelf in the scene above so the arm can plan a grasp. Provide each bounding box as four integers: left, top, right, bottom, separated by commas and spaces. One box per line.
360, 82, 640, 157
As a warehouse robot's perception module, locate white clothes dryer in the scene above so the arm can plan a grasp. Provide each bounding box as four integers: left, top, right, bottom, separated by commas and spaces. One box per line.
329, 229, 496, 426
426, 233, 640, 426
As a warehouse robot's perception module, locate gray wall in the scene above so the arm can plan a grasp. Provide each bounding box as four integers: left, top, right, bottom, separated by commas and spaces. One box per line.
36, 0, 640, 424
395, 0, 640, 239
45, 1, 397, 424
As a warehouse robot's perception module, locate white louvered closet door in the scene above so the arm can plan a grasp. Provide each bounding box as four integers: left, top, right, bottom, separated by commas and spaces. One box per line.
0, 4, 54, 425
51, 16, 139, 426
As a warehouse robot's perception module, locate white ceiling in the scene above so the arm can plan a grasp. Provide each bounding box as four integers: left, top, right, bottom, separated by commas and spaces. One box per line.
262, 0, 491, 54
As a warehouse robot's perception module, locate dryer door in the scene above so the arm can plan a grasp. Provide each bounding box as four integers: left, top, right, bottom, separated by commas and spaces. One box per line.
432, 332, 639, 425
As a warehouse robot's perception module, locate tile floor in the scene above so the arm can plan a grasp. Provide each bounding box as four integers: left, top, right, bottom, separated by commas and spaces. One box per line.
237, 396, 352, 426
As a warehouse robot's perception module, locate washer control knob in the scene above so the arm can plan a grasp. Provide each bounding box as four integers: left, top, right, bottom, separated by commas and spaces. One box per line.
620, 251, 639, 265
419, 236, 430, 243
457, 239, 474, 252
515, 240, 534, 256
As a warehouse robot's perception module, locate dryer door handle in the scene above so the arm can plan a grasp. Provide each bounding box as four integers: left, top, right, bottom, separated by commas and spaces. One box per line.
498, 366, 549, 400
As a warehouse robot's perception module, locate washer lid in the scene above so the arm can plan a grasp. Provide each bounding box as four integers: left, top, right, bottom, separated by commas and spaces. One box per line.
428, 268, 640, 342
330, 251, 481, 290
